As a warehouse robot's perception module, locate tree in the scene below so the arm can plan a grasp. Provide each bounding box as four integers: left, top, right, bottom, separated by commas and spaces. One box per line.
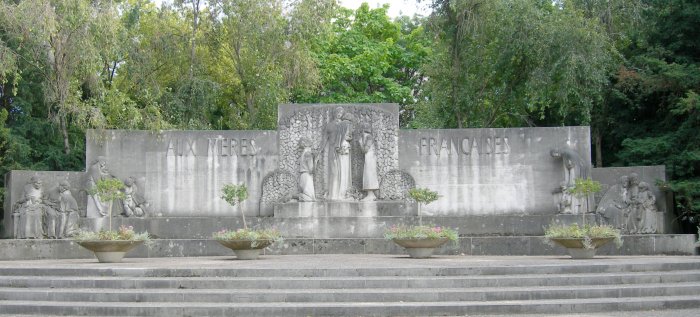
605, 0, 700, 230
0, 0, 105, 154
216, 0, 335, 129
300, 3, 430, 126
415, 0, 615, 129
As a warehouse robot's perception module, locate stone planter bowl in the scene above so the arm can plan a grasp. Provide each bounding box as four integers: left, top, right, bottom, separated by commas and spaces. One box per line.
76, 240, 145, 263
549, 237, 615, 259
216, 239, 274, 260
392, 238, 449, 258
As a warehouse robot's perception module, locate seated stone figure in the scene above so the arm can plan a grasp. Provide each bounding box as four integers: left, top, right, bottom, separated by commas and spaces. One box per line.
122, 177, 147, 217
46, 181, 80, 238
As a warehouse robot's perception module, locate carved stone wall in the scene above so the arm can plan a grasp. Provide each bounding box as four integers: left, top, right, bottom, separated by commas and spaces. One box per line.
378, 169, 416, 201
278, 104, 399, 199
259, 169, 297, 216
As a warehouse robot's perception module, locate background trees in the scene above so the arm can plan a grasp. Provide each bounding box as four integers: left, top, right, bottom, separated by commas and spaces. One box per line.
1, 0, 699, 231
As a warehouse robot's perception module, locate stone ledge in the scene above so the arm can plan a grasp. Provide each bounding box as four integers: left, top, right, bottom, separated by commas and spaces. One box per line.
0, 234, 695, 261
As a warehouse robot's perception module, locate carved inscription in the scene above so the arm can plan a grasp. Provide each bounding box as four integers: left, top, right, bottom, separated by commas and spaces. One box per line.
419, 137, 510, 156
165, 137, 259, 157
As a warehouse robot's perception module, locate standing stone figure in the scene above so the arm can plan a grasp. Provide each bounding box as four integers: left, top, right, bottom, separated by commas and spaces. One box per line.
636, 182, 658, 233
12, 177, 47, 239
359, 124, 379, 201
122, 177, 147, 217
54, 181, 80, 238
318, 107, 353, 200
297, 138, 316, 201
550, 148, 589, 187
86, 157, 110, 218
625, 173, 641, 233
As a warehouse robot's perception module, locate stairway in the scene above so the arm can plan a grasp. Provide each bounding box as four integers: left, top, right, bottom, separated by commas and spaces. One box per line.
1, 255, 700, 316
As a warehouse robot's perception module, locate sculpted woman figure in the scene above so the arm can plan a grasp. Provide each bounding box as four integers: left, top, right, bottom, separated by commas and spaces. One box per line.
318, 107, 353, 200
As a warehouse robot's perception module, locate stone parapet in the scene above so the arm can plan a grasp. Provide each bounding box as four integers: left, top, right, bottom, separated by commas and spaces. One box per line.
0, 234, 695, 261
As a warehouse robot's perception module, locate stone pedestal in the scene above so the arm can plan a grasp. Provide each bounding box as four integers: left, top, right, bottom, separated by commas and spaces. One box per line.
273, 201, 415, 218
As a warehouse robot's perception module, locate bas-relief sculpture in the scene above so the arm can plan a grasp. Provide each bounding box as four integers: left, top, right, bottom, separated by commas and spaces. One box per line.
85, 158, 150, 219
12, 177, 79, 239
4, 103, 673, 240
597, 173, 659, 234
359, 124, 379, 201
277, 104, 401, 203
319, 107, 354, 200
297, 138, 316, 202
551, 147, 590, 214
8, 159, 152, 239
121, 177, 148, 217
86, 157, 110, 218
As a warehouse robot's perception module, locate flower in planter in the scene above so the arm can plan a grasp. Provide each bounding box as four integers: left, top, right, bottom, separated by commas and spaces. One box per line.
74, 225, 151, 243
213, 228, 283, 244
544, 223, 622, 249
384, 224, 458, 242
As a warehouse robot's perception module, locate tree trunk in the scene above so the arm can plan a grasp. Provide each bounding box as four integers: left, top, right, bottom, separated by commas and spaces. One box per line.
594, 127, 602, 168
60, 115, 71, 155
189, 0, 200, 80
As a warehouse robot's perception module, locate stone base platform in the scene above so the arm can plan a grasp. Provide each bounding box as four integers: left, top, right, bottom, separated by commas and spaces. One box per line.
0, 234, 695, 261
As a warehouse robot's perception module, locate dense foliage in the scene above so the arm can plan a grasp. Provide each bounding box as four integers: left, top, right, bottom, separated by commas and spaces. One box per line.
1, 0, 699, 231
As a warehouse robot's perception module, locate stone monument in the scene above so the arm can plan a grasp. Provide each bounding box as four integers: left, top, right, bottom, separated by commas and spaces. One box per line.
0, 104, 676, 251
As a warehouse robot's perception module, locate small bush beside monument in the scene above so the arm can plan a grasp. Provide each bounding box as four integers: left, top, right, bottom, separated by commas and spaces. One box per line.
74, 178, 150, 263
385, 188, 458, 258
545, 178, 622, 259
214, 183, 282, 260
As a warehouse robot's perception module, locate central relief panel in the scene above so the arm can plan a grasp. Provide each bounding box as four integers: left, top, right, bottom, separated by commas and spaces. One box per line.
277, 104, 400, 202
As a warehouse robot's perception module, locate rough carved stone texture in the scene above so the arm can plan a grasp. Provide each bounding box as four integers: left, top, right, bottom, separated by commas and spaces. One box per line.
379, 169, 416, 201
278, 104, 399, 200
260, 169, 297, 207
597, 173, 660, 234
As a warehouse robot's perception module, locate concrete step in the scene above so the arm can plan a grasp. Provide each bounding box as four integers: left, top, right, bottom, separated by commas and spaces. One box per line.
2, 282, 700, 303
2, 255, 700, 316
2, 259, 699, 277
3, 270, 700, 290
2, 295, 700, 316
0, 270, 700, 289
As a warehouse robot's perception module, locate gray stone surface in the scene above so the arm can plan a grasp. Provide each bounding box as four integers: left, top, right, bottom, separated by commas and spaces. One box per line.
85, 130, 278, 217
1, 255, 700, 316
0, 234, 694, 260
277, 104, 399, 201
399, 127, 591, 216
2, 171, 86, 239
592, 166, 673, 233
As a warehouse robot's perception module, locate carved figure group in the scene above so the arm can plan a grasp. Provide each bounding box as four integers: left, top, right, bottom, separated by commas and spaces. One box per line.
304, 107, 380, 201
597, 173, 658, 234
86, 158, 149, 218
12, 177, 79, 239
